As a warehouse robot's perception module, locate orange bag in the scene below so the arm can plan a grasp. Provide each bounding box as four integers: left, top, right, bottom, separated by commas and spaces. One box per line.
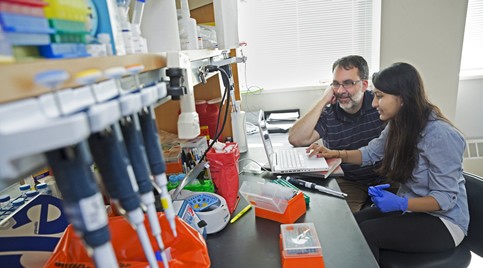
44, 213, 210, 268
206, 142, 240, 213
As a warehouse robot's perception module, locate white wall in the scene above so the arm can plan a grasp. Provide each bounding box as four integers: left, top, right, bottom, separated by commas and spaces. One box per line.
379, 0, 467, 121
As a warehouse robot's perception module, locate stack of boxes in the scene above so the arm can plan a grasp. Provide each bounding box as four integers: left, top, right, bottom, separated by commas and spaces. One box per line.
0, 0, 90, 61
40, 0, 89, 58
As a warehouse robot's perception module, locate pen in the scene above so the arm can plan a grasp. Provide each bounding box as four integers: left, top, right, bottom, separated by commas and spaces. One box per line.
286, 177, 347, 198
230, 204, 252, 224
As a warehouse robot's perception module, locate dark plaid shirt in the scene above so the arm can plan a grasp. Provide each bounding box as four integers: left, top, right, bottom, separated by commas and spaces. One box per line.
315, 91, 386, 184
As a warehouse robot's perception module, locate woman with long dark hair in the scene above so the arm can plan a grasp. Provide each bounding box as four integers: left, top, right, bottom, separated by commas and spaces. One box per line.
307, 62, 469, 261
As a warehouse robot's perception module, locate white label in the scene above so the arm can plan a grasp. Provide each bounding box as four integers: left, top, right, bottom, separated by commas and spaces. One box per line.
126, 165, 139, 192
79, 193, 108, 231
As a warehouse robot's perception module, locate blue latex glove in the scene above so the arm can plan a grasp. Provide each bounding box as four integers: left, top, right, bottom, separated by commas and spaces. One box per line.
368, 184, 390, 197
369, 184, 408, 213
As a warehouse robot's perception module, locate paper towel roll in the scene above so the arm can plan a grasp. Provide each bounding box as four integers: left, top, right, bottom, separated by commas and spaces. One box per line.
231, 111, 248, 153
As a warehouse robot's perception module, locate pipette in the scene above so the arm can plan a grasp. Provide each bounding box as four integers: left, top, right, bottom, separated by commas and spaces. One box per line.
127, 65, 178, 237
286, 177, 347, 198
139, 105, 177, 237
35, 70, 118, 267
76, 71, 159, 268
105, 67, 169, 267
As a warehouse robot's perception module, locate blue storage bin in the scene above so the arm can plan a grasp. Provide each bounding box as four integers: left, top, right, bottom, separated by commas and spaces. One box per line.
39, 43, 88, 58
5, 32, 50, 45
0, 12, 54, 34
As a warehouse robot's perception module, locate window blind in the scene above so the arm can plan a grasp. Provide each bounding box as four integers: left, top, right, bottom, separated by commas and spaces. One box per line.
237, 0, 380, 91
461, 0, 483, 75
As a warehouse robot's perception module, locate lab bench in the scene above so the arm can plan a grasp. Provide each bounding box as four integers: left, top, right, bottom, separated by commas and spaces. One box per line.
206, 133, 379, 268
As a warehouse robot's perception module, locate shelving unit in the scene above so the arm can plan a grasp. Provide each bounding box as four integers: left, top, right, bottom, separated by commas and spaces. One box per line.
0, 53, 166, 104
0, 1, 243, 267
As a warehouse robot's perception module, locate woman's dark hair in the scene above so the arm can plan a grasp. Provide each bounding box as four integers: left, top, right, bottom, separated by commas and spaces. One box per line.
371, 62, 453, 183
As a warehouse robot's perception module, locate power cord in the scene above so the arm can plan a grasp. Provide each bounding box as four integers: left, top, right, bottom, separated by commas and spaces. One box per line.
238, 158, 270, 175
245, 122, 258, 135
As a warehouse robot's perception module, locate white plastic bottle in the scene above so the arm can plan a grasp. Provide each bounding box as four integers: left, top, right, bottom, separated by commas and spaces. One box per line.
97, 33, 114, 56
178, 0, 199, 50
116, 0, 134, 54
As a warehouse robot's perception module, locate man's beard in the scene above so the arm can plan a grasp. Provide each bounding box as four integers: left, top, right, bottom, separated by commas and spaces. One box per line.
337, 91, 364, 113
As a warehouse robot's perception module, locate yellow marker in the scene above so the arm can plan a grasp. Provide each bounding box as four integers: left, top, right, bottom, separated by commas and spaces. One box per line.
230, 204, 252, 224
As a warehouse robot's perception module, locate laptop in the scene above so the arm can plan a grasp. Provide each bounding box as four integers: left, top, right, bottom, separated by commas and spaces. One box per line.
257, 110, 329, 174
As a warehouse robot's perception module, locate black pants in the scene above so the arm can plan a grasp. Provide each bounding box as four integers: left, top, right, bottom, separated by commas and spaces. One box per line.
354, 207, 455, 261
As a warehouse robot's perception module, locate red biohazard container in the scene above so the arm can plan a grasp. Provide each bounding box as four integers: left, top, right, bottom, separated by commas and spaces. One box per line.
195, 98, 220, 140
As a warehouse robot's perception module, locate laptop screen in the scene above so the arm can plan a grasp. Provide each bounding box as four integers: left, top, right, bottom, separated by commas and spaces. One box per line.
258, 110, 274, 167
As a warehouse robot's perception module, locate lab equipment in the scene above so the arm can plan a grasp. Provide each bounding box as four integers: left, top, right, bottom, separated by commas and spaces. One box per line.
281, 222, 322, 256
286, 177, 347, 198
35, 69, 119, 267
108, 66, 169, 267
178, 0, 199, 50
239, 180, 293, 214
25, 190, 39, 201
126, 64, 178, 239
36, 182, 51, 195
138, 102, 177, 237
172, 199, 207, 238
279, 222, 324, 268
131, 0, 148, 53
205, 142, 240, 213
0, 194, 10, 209
116, 0, 133, 54
75, 70, 159, 268
272, 177, 310, 206
171, 189, 230, 234
240, 180, 306, 224
19, 184, 30, 197
166, 51, 200, 139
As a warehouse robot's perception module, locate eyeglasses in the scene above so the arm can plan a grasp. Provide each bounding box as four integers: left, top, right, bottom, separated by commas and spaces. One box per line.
330, 80, 362, 90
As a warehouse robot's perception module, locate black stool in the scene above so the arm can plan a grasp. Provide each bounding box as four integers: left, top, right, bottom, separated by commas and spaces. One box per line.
379, 172, 483, 268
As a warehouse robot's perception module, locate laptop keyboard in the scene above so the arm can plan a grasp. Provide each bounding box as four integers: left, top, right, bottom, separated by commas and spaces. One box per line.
278, 149, 304, 168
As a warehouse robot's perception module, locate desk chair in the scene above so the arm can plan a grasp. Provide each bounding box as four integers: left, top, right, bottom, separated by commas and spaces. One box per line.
379, 172, 483, 268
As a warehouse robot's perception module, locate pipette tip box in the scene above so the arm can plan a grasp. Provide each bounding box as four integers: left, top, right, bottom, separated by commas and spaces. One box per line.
239, 180, 306, 223
279, 222, 324, 268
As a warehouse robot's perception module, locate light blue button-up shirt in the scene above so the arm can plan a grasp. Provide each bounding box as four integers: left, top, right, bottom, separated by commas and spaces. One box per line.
359, 116, 469, 234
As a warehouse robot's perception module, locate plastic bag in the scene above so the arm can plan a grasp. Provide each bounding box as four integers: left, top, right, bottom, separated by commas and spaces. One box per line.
44, 212, 210, 268
206, 142, 240, 213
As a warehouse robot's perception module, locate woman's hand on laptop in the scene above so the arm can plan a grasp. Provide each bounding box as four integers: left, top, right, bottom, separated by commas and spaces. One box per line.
306, 143, 339, 158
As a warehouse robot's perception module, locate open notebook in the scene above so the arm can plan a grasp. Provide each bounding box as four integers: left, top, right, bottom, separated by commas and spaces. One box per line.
258, 110, 329, 174
296, 158, 344, 179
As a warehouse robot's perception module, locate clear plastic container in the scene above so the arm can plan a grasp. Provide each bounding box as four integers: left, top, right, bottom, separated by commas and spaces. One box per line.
239, 180, 295, 213
19, 184, 30, 197
12, 198, 25, 207
0, 194, 10, 209
280, 222, 322, 257
25, 190, 39, 201
36, 183, 51, 195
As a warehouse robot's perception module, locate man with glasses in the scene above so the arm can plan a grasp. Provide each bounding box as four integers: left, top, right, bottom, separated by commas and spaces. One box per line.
289, 55, 396, 212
